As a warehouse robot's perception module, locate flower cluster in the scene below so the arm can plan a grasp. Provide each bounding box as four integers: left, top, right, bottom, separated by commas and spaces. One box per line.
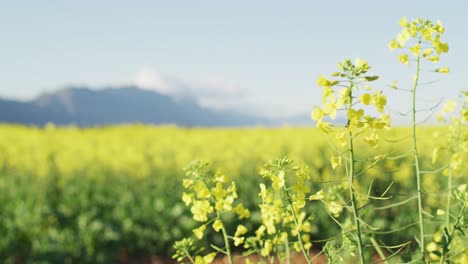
244, 157, 318, 261
175, 160, 251, 263
389, 17, 449, 68
172, 238, 217, 264
311, 58, 390, 151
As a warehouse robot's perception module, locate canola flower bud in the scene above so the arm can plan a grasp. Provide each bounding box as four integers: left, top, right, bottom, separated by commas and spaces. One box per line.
435, 67, 449, 74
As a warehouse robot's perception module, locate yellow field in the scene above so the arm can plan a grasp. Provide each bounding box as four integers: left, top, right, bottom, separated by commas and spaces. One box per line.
0, 124, 465, 263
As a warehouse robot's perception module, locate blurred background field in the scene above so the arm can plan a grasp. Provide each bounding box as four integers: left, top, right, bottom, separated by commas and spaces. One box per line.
0, 124, 463, 263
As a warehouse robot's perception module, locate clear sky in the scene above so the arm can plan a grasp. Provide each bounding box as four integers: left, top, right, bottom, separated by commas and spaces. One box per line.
1, 1, 467, 120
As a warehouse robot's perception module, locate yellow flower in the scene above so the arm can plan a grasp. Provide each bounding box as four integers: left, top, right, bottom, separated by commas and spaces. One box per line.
194, 253, 216, 264
409, 44, 420, 56
435, 67, 450, 74
327, 201, 343, 217
182, 192, 193, 206
271, 170, 285, 189
388, 39, 400, 50
193, 181, 210, 199
337, 87, 351, 105
259, 183, 268, 200
193, 225, 206, 239
233, 236, 245, 246
336, 131, 347, 146
317, 120, 332, 134
227, 182, 237, 197
291, 181, 311, 196
422, 48, 433, 57
260, 240, 273, 256
322, 86, 334, 103
374, 91, 387, 113
399, 16, 409, 27
398, 54, 409, 65
215, 195, 234, 212
330, 156, 342, 170
373, 114, 390, 129
364, 132, 379, 148
183, 179, 193, 188
435, 20, 445, 33
360, 93, 372, 105
191, 200, 213, 222
442, 100, 457, 113
310, 107, 324, 121
211, 182, 227, 201
317, 75, 332, 87
213, 171, 226, 183
347, 108, 364, 124
234, 224, 248, 237
433, 39, 449, 54
355, 58, 370, 73
427, 56, 439, 62
255, 225, 266, 239
212, 219, 223, 232
233, 204, 250, 219
309, 189, 325, 201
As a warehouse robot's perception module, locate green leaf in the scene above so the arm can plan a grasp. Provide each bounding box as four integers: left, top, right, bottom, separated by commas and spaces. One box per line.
363, 76, 379, 81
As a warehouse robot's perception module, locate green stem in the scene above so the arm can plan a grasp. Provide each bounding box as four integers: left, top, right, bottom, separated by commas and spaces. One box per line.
440, 202, 466, 264
184, 250, 195, 264
348, 128, 365, 264
284, 187, 312, 264
285, 240, 291, 264
370, 236, 388, 264
218, 214, 233, 264
446, 117, 461, 230
446, 167, 452, 230
411, 48, 426, 262
347, 84, 365, 264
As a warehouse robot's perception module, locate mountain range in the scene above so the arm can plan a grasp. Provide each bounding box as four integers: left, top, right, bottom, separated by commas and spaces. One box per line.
0, 86, 282, 127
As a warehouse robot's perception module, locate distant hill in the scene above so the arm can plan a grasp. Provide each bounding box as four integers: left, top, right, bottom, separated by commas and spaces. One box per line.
0, 86, 272, 127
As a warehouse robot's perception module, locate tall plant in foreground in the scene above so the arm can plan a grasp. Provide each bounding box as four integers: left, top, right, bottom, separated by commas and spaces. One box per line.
430, 92, 468, 263
311, 58, 390, 263
173, 161, 251, 264
389, 17, 449, 262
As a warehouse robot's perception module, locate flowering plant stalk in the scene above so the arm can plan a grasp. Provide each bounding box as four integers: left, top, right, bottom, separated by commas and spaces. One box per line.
244, 157, 318, 264
389, 17, 449, 262
312, 58, 390, 263
173, 161, 251, 264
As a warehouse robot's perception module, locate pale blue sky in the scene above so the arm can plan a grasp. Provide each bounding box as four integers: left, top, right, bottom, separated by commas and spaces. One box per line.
1, 1, 467, 119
